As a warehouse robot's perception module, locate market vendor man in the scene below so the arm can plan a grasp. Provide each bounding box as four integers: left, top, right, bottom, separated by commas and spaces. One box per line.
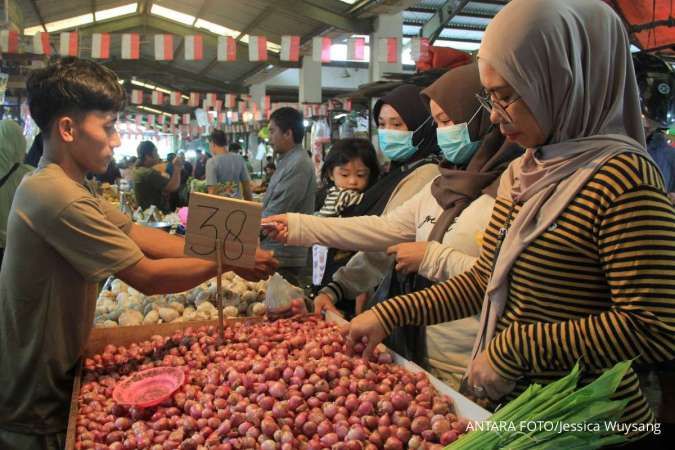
0, 57, 278, 449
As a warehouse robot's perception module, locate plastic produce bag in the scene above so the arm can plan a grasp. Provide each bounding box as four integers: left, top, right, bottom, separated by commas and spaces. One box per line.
264, 273, 307, 319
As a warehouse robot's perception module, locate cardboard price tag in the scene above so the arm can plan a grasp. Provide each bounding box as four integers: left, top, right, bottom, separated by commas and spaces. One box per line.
184, 192, 262, 269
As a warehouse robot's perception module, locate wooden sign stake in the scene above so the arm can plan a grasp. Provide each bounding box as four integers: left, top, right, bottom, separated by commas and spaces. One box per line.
215, 238, 225, 342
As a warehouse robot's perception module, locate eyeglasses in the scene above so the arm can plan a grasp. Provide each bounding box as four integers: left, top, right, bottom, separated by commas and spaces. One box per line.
475, 89, 522, 125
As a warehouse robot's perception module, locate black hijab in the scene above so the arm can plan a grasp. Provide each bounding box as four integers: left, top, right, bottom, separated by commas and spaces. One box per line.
346, 85, 440, 217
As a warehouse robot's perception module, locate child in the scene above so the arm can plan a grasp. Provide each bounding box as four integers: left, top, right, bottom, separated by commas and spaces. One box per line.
312, 139, 380, 313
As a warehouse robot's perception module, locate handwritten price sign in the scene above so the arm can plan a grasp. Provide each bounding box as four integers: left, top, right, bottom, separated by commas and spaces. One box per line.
184, 192, 262, 269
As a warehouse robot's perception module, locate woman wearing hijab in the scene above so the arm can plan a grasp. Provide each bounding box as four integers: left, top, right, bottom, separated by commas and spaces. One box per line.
0, 121, 33, 268
347, 0, 675, 444
263, 63, 522, 385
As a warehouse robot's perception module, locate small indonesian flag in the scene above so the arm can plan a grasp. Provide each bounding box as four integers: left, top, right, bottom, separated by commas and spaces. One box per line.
231, 112, 239, 122
377, 37, 398, 63
248, 36, 267, 62
0, 30, 19, 54
59, 32, 78, 57
280, 35, 300, 62
91, 33, 110, 59
218, 111, 227, 124
182, 113, 191, 125
157, 114, 166, 125
410, 37, 430, 62
189, 92, 200, 107
184, 35, 203, 61
130, 89, 143, 105
147, 114, 155, 127
312, 37, 331, 63
261, 95, 271, 113
33, 32, 51, 55
238, 101, 247, 114
151, 91, 164, 105
135, 114, 142, 126
171, 114, 179, 125
121, 33, 140, 59
347, 37, 366, 61
205, 93, 217, 108
225, 94, 236, 108
217, 36, 236, 62
170, 91, 182, 106
154, 34, 173, 61
215, 99, 223, 113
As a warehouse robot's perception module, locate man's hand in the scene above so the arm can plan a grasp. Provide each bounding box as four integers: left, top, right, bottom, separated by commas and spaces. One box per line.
232, 248, 278, 281
261, 215, 289, 243
173, 157, 184, 170
313, 293, 341, 315
466, 351, 516, 401
346, 310, 388, 361
355, 292, 368, 315
387, 241, 429, 275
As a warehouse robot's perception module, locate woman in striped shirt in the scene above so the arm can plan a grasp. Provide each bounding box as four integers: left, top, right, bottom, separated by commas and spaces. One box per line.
347, 0, 675, 443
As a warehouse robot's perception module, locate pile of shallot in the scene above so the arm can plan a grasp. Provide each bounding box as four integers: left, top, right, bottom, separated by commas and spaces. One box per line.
76, 316, 468, 449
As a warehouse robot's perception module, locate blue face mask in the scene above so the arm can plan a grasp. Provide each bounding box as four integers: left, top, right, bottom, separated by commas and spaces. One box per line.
378, 129, 417, 162
436, 107, 481, 165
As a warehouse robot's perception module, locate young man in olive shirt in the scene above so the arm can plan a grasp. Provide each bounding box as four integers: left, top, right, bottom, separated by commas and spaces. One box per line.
0, 57, 277, 449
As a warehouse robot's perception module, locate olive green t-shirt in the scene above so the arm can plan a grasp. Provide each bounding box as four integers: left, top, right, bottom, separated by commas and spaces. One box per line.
133, 166, 168, 210
0, 163, 144, 434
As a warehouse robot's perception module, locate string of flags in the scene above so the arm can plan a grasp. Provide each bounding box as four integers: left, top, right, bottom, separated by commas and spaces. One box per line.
0, 30, 422, 64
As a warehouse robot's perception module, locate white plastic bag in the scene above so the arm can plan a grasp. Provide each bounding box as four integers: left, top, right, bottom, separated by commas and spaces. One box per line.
264, 273, 306, 319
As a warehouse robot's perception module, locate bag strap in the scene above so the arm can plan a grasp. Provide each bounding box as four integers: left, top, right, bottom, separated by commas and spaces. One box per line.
0, 163, 20, 189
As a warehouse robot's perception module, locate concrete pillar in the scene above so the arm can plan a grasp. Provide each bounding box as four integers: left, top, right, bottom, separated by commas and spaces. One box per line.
249, 83, 266, 111
370, 12, 403, 82
299, 56, 322, 104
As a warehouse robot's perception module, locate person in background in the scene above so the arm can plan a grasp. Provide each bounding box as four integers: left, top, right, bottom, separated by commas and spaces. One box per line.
310, 139, 380, 307
633, 52, 675, 201
0, 121, 33, 268
119, 156, 136, 184
178, 151, 193, 183
94, 158, 121, 184
262, 107, 317, 285
242, 150, 254, 175
262, 161, 276, 187
192, 149, 208, 180
205, 129, 252, 200
133, 140, 181, 212
24, 132, 43, 167
0, 56, 277, 450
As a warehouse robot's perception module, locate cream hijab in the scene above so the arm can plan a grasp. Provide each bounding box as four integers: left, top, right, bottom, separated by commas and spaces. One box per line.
472, 0, 652, 359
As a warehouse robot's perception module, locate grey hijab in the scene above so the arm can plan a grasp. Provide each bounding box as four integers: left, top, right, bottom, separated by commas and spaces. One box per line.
472, 0, 652, 360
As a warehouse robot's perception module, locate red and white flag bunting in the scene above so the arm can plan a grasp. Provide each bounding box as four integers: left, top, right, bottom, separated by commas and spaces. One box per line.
410, 37, 430, 62
248, 36, 267, 62
147, 114, 156, 127
91, 33, 110, 59
215, 99, 223, 113
184, 35, 203, 61
59, 32, 78, 57
312, 37, 331, 63
347, 37, 366, 61
151, 91, 164, 105
157, 114, 166, 125
121, 33, 140, 59
377, 37, 398, 63
170, 91, 182, 106
154, 34, 173, 61
135, 114, 142, 126
205, 93, 217, 108
261, 95, 271, 113
238, 101, 247, 114
33, 32, 51, 55
218, 112, 227, 124
170, 114, 178, 125
225, 94, 236, 108
217, 36, 237, 62
280, 35, 300, 62
189, 92, 200, 107
0, 30, 19, 54
182, 113, 191, 125
130, 89, 143, 105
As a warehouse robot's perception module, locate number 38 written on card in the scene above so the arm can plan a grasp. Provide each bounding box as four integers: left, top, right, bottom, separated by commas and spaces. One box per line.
184, 192, 262, 269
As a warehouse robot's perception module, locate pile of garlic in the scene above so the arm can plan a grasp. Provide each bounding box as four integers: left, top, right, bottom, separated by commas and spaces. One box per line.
95, 272, 268, 328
